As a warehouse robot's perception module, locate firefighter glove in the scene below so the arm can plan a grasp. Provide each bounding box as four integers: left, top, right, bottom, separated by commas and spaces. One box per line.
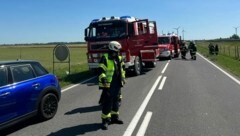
102, 78, 108, 87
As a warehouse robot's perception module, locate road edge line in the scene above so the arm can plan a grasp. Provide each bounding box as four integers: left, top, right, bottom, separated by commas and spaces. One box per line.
61, 76, 97, 93
198, 53, 240, 85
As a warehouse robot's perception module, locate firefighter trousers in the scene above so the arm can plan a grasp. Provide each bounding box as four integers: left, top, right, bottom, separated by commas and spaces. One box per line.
101, 86, 121, 119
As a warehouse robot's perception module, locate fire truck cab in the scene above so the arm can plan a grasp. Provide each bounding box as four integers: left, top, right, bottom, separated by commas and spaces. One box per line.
157, 34, 180, 60
84, 16, 158, 76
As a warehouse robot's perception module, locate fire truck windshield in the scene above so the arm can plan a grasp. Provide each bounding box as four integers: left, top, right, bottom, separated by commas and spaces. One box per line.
158, 37, 170, 44
88, 21, 127, 40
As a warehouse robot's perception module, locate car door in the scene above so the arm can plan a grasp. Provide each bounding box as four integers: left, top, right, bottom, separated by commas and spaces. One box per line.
0, 66, 17, 124
10, 64, 40, 117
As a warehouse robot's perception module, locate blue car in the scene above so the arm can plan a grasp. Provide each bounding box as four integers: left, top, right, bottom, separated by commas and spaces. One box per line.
0, 60, 61, 130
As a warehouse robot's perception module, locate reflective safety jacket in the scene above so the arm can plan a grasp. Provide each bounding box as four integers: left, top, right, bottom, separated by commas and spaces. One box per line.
98, 53, 125, 89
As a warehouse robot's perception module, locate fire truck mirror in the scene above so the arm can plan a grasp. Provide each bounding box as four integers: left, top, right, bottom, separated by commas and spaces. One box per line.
85, 28, 89, 37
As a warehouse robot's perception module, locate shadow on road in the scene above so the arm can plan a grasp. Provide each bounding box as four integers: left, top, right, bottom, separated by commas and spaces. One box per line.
47, 123, 101, 136
65, 105, 101, 115
0, 116, 44, 135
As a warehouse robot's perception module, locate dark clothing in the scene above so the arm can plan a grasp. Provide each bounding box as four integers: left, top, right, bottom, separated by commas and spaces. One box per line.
101, 87, 121, 116
188, 43, 197, 60
180, 44, 188, 59
208, 43, 214, 55
188, 43, 197, 52
98, 53, 124, 122
215, 45, 219, 55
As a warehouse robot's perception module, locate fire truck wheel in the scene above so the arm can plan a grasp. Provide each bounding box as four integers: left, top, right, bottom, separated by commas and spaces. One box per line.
134, 56, 142, 76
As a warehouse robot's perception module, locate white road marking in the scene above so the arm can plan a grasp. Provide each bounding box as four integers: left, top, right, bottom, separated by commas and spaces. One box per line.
161, 60, 170, 74
136, 111, 153, 136
198, 53, 240, 86
123, 75, 161, 136
61, 76, 97, 93
158, 76, 167, 90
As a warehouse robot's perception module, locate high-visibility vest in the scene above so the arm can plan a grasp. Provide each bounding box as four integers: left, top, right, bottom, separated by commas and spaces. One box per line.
99, 53, 125, 88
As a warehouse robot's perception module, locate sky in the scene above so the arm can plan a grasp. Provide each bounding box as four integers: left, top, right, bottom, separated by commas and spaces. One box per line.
0, 0, 240, 44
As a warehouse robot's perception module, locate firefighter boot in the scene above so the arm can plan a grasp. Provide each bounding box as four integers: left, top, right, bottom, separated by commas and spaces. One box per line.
101, 118, 111, 130
111, 114, 124, 124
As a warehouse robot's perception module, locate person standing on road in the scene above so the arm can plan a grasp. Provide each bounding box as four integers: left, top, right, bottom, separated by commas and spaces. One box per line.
98, 41, 126, 130
188, 41, 197, 60
180, 41, 188, 59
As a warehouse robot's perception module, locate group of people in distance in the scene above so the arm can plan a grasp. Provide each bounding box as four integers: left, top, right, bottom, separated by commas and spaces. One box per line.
180, 41, 197, 60
208, 42, 219, 55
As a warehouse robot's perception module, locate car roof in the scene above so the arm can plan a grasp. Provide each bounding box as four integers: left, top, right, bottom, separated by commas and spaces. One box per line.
0, 60, 39, 66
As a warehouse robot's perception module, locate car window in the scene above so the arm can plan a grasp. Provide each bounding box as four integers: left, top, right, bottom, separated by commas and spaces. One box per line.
11, 64, 35, 83
0, 67, 8, 87
31, 62, 48, 76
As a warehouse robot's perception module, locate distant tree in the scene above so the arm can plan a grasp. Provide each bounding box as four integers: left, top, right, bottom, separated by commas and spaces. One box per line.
230, 34, 240, 39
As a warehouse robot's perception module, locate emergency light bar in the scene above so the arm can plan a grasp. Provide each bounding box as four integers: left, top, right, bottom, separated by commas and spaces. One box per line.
120, 16, 136, 22
110, 16, 120, 20
91, 16, 136, 23
91, 19, 100, 23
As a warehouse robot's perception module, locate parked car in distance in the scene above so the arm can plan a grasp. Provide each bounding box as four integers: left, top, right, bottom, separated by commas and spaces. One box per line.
0, 60, 61, 130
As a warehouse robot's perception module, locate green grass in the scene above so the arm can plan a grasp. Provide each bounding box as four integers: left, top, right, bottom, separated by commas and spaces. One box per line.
196, 41, 240, 78
0, 44, 94, 87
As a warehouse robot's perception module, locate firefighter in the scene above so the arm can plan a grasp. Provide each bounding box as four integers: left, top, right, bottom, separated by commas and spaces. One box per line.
208, 42, 214, 55
180, 41, 188, 59
188, 41, 197, 60
98, 41, 126, 130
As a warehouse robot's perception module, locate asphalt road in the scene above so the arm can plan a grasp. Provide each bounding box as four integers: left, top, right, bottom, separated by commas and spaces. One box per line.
2, 53, 240, 136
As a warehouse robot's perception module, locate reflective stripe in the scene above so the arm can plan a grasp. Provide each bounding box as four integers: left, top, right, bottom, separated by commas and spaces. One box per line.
99, 83, 110, 88
98, 53, 126, 88
99, 63, 107, 71
101, 113, 111, 119
99, 73, 106, 80
111, 111, 119, 115
119, 94, 122, 99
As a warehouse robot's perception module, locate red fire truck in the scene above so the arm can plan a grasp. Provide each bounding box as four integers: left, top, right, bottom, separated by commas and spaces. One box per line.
157, 34, 180, 60
84, 16, 159, 76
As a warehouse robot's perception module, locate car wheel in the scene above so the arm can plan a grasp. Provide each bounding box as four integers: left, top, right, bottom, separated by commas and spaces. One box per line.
39, 93, 58, 120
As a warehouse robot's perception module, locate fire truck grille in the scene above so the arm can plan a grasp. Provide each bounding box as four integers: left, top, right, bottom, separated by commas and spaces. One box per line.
91, 43, 108, 50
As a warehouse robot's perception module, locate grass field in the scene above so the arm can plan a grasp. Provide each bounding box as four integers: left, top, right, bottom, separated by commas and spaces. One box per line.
0, 44, 94, 87
196, 40, 240, 79
1, 41, 240, 87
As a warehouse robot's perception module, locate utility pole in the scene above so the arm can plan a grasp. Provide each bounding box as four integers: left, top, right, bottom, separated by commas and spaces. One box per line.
233, 26, 240, 35
173, 26, 180, 36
